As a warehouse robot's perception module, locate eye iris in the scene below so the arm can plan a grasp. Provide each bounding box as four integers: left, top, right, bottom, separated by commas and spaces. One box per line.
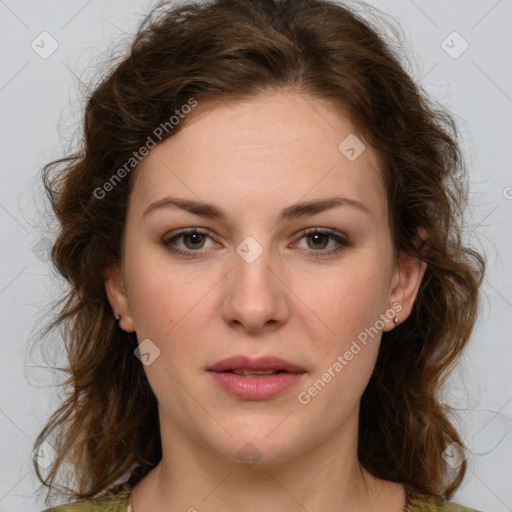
307, 233, 329, 250
184, 232, 205, 250
175, 231, 338, 252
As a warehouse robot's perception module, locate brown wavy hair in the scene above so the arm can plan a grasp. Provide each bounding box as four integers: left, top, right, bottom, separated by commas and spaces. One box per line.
33, 0, 485, 505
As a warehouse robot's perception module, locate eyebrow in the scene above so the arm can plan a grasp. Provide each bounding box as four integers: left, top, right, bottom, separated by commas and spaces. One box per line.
143, 196, 370, 221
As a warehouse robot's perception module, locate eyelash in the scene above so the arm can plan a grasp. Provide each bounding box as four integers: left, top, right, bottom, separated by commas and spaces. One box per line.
162, 227, 350, 260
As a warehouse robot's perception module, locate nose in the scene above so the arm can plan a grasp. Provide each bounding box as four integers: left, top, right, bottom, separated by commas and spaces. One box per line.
221, 241, 290, 333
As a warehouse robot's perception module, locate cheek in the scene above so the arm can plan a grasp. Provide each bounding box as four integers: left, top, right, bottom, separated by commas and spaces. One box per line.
125, 253, 226, 378
125, 246, 212, 336
292, 265, 388, 418
292, 256, 391, 350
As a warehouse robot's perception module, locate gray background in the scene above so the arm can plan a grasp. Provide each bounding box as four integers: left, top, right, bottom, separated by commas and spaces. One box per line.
0, 0, 511, 511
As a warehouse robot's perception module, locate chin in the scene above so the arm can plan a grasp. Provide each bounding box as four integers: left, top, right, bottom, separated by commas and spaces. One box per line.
208, 417, 310, 467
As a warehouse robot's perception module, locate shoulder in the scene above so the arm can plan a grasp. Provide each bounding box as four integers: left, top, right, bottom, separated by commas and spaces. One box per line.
40, 487, 130, 512
406, 487, 483, 512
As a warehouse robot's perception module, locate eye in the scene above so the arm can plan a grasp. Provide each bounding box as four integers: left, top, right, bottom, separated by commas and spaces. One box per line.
162, 228, 217, 259
293, 228, 350, 258
162, 227, 350, 259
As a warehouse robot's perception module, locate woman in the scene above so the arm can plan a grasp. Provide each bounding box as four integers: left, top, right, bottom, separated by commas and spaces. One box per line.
34, 0, 485, 510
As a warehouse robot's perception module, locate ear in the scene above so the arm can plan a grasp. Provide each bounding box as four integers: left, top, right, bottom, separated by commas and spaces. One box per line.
104, 264, 136, 333
383, 248, 427, 333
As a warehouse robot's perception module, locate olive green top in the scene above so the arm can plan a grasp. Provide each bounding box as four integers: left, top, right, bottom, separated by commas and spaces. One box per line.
41, 484, 482, 512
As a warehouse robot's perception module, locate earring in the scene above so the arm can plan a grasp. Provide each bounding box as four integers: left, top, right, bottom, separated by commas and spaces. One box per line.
115, 314, 120, 321
394, 316, 400, 327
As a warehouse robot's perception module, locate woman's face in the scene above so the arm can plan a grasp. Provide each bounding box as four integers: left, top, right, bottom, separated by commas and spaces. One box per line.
106, 89, 423, 466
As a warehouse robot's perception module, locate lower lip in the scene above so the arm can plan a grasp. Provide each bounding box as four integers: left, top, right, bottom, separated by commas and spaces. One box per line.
208, 371, 306, 400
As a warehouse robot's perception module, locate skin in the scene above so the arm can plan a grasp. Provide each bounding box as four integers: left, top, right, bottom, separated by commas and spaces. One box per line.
105, 89, 426, 512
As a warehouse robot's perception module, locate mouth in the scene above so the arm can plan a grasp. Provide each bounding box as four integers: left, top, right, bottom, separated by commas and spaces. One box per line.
207, 355, 306, 400
207, 355, 306, 374
223, 369, 292, 377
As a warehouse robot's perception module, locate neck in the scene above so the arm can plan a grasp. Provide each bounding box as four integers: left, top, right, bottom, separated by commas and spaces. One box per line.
129, 411, 405, 512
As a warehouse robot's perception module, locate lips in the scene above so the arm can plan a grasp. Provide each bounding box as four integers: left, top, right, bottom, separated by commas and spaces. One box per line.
207, 355, 306, 400
207, 355, 306, 374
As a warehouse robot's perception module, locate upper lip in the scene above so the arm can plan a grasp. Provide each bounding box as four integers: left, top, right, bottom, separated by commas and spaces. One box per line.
207, 355, 306, 373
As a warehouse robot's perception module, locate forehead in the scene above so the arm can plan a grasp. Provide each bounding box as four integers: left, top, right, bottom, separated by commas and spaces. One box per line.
129, 90, 387, 223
